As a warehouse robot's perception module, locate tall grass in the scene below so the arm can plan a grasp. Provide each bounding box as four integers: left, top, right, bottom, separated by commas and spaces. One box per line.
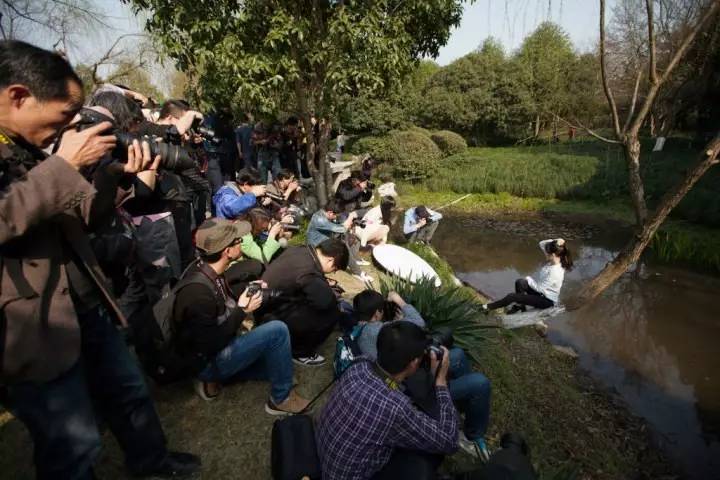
650, 226, 720, 273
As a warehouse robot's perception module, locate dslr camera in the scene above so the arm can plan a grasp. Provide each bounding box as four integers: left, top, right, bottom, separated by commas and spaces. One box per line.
351, 218, 367, 229
245, 282, 283, 305
426, 327, 454, 365
58, 108, 196, 171
190, 117, 221, 145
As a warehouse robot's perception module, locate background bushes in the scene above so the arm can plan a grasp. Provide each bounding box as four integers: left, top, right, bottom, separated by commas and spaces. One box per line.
430, 130, 468, 156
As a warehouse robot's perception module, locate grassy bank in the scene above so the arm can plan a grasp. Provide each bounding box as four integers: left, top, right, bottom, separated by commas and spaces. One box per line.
396, 186, 720, 274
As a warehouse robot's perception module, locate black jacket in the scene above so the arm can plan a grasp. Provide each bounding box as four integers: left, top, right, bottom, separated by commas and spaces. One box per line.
334, 178, 372, 213
174, 262, 245, 359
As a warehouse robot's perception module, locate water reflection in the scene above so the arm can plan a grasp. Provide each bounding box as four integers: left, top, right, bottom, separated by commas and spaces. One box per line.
432, 216, 720, 479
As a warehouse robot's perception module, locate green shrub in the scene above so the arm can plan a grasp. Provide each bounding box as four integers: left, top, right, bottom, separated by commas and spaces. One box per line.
431, 130, 467, 156
407, 125, 433, 138
347, 130, 442, 182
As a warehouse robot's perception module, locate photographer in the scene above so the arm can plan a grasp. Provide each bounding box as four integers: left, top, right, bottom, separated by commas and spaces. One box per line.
239, 208, 293, 265
0, 41, 199, 478
403, 205, 443, 245
259, 239, 349, 366
213, 168, 268, 220
265, 168, 302, 213
173, 219, 309, 413
307, 201, 373, 283
352, 289, 492, 462
235, 112, 256, 169
252, 119, 282, 183
355, 195, 395, 247
316, 321, 457, 480
335, 170, 373, 215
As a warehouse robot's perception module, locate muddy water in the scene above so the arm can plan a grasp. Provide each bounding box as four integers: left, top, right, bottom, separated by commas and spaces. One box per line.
432, 215, 720, 479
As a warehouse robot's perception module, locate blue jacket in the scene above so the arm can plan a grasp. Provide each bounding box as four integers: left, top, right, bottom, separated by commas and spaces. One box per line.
212, 182, 257, 220
306, 210, 347, 247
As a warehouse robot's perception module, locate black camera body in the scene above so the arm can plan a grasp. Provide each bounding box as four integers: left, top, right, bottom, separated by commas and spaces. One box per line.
245, 282, 283, 305
426, 327, 454, 365
191, 117, 221, 145
383, 301, 399, 321
65, 108, 196, 172
366, 181, 376, 190
351, 218, 367, 229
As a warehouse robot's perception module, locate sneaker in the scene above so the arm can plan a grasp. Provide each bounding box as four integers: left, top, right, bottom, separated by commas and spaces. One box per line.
355, 259, 371, 266
458, 432, 491, 463
194, 380, 220, 401
293, 353, 326, 367
505, 304, 526, 315
265, 389, 311, 416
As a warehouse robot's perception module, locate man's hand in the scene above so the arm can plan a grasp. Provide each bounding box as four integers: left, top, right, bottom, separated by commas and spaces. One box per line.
122, 139, 161, 174
387, 291, 407, 308
358, 180, 368, 190
431, 347, 450, 387
416, 218, 427, 228
239, 286, 263, 313
268, 221, 284, 239
280, 214, 294, 224
55, 122, 117, 170
286, 180, 300, 195
250, 185, 267, 197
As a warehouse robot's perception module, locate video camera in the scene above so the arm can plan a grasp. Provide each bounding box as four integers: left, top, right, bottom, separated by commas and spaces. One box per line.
245, 282, 283, 305
59, 108, 196, 171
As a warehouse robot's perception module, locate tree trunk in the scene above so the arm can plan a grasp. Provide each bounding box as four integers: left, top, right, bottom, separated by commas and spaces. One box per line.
317, 119, 334, 200
567, 133, 720, 309
625, 137, 648, 226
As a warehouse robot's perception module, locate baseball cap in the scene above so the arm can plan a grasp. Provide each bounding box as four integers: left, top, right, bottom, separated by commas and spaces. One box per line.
415, 205, 431, 219
195, 219, 252, 254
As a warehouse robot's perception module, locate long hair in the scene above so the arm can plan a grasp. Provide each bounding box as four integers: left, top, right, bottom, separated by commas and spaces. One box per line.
545, 240, 574, 271
245, 208, 272, 237
380, 196, 396, 226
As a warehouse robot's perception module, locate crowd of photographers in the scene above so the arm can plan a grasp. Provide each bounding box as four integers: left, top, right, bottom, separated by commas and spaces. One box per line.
0, 41, 544, 480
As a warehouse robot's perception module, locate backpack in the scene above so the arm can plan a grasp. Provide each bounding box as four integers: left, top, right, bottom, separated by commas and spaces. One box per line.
333, 323, 367, 379
144, 264, 217, 384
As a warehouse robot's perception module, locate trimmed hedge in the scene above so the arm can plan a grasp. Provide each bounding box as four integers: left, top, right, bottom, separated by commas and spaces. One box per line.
431, 130, 467, 156
407, 125, 433, 138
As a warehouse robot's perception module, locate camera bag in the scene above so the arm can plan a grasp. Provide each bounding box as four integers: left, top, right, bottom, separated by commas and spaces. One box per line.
271, 414, 322, 480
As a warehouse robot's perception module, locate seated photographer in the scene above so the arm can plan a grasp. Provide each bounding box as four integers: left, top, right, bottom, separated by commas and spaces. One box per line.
259, 239, 349, 366
354, 195, 396, 248
404, 205, 443, 245
173, 219, 309, 414
264, 168, 304, 218
307, 201, 373, 283
0, 40, 199, 478
352, 290, 492, 461
213, 168, 269, 220
316, 322, 458, 480
335, 170, 373, 215
239, 208, 293, 265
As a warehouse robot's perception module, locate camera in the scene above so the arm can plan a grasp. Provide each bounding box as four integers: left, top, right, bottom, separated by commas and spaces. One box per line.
351, 218, 367, 229
245, 282, 283, 305
426, 327, 454, 365
191, 117, 221, 145
366, 181, 376, 190
280, 223, 300, 232
62, 108, 196, 171
383, 301, 399, 321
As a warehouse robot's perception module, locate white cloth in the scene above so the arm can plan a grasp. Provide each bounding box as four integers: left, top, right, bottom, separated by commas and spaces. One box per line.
526, 239, 565, 303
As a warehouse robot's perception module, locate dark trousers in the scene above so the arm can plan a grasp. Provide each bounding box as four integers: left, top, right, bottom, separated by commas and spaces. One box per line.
371, 449, 443, 480
487, 278, 554, 310
2, 307, 167, 479
279, 308, 339, 358
206, 154, 224, 195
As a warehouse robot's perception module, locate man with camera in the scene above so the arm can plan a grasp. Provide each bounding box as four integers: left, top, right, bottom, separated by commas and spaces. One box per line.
335, 170, 374, 215
0, 41, 200, 478
404, 205, 443, 245
307, 201, 373, 283
352, 289, 492, 462
213, 168, 269, 220
259, 238, 349, 366
172, 218, 309, 413
316, 321, 458, 479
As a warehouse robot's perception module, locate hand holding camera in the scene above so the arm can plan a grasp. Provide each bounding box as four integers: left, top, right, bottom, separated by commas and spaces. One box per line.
430, 346, 450, 387
239, 282, 264, 313
417, 218, 428, 228
251, 185, 267, 197
120, 139, 161, 174
56, 121, 117, 170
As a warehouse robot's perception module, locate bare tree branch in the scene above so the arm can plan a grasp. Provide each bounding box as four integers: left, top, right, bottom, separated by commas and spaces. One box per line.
623, 69, 643, 132
628, 0, 720, 137
1, 0, 48, 29
599, 0, 623, 139
645, 0, 658, 85
553, 113, 623, 145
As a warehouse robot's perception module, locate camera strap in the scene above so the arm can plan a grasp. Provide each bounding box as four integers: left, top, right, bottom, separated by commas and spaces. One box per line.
370, 361, 400, 391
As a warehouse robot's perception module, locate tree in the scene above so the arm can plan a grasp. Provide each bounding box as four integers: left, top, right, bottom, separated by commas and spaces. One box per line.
129, 0, 468, 204
568, 0, 720, 308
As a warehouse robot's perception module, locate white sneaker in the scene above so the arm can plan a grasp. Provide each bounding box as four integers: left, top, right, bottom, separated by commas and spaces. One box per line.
355, 259, 371, 266
458, 432, 491, 462
292, 354, 326, 367
353, 272, 374, 283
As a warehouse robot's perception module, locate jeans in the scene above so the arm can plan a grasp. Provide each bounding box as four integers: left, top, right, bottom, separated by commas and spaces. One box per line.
448, 347, 491, 440
406, 220, 440, 244
206, 154, 224, 195
2, 307, 167, 479
198, 320, 294, 405
258, 151, 281, 184
487, 278, 554, 310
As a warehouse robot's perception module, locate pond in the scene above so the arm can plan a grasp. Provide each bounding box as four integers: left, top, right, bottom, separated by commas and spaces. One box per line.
432, 214, 720, 480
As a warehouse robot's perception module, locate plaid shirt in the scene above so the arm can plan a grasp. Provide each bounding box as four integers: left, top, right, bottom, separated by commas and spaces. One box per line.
315, 360, 458, 480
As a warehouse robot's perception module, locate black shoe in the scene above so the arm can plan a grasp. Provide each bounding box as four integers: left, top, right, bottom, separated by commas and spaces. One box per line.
505, 304, 526, 315
133, 451, 201, 478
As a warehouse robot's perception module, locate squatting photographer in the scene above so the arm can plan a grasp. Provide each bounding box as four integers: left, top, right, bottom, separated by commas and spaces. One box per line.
0, 40, 200, 479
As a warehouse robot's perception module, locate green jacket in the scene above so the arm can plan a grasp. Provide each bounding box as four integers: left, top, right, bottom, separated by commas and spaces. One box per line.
241, 234, 281, 264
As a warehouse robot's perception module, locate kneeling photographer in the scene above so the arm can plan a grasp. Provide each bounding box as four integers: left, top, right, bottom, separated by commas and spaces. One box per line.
335, 170, 374, 215
0, 41, 199, 478
173, 219, 309, 414
307, 200, 373, 283
353, 289, 492, 461
404, 205, 443, 245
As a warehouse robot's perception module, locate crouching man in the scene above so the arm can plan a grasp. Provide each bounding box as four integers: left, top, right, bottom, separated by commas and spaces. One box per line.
173, 218, 309, 414
316, 322, 458, 479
